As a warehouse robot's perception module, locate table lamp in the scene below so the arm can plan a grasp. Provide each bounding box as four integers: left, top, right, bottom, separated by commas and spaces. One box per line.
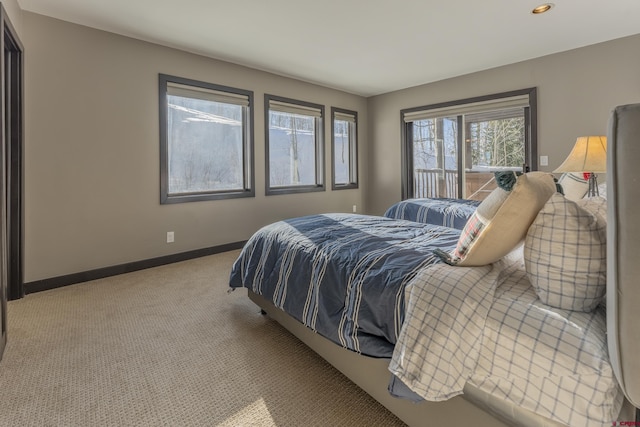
554, 136, 607, 197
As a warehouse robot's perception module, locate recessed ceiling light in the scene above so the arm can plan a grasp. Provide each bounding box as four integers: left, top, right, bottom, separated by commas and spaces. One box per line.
532, 3, 554, 14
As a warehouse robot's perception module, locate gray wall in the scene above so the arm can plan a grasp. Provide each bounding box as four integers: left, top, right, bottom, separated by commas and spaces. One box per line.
2, 0, 22, 35
366, 34, 640, 215
23, 12, 368, 282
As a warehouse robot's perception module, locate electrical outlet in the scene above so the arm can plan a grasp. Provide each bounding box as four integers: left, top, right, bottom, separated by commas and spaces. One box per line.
166, 231, 174, 243
540, 155, 549, 166
352, 205, 357, 213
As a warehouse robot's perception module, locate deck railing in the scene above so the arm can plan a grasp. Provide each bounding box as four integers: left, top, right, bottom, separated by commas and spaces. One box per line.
414, 169, 457, 198
414, 169, 499, 201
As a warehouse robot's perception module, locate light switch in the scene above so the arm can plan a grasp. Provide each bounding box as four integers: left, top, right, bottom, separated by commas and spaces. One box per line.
540, 155, 549, 166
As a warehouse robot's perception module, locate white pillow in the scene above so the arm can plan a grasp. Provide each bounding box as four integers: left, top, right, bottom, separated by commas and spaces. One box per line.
584, 183, 607, 200
557, 172, 589, 201
524, 193, 606, 312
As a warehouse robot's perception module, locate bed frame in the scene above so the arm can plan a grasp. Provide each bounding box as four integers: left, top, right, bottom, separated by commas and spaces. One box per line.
246, 103, 640, 426
607, 103, 640, 420
251, 290, 565, 427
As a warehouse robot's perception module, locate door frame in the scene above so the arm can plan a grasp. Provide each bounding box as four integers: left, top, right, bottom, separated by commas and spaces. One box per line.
4, 11, 23, 301
400, 88, 537, 200
0, 2, 24, 361
1, 5, 24, 303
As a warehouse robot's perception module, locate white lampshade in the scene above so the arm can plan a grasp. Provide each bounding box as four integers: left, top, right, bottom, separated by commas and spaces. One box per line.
554, 136, 607, 173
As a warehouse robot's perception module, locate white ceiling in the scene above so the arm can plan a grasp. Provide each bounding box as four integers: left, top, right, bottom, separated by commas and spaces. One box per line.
18, 0, 640, 96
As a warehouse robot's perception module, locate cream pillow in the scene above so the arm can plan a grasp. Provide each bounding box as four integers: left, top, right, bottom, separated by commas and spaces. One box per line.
524, 193, 606, 311
436, 172, 556, 266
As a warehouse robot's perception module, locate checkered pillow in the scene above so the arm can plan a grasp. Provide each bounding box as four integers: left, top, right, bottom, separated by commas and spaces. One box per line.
438, 172, 556, 266
578, 196, 607, 221
524, 193, 606, 312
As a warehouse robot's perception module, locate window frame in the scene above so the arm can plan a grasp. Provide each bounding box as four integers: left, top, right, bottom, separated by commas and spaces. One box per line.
331, 107, 359, 190
264, 94, 325, 196
159, 74, 254, 204
400, 87, 537, 200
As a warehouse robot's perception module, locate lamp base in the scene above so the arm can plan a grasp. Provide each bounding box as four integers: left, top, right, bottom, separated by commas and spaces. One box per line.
587, 173, 599, 197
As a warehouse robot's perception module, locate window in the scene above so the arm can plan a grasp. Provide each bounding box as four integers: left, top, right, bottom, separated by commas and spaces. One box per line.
401, 88, 537, 201
159, 74, 254, 204
265, 95, 324, 195
331, 108, 358, 190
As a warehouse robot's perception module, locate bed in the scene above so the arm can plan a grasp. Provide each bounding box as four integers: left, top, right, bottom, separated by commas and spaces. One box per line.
383, 197, 480, 229
229, 103, 640, 427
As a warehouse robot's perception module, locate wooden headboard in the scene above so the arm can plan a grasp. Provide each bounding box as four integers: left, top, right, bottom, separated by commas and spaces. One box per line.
606, 103, 640, 411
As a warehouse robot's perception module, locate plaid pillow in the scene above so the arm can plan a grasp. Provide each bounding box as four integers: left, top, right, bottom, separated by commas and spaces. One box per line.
524, 193, 606, 312
437, 172, 556, 266
577, 196, 607, 222
452, 214, 486, 259
452, 188, 509, 259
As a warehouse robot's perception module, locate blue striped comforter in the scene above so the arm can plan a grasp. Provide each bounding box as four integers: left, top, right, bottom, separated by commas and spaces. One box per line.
384, 198, 480, 230
229, 213, 460, 357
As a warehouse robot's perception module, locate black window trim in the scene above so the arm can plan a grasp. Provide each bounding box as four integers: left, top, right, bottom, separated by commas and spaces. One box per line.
264, 94, 325, 196
400, 87, 537, 200
159, 73, 255, 204
331, 107, 359, 191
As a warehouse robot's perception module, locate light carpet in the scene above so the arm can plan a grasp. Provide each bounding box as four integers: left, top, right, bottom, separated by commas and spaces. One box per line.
0, 250, 405, 426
